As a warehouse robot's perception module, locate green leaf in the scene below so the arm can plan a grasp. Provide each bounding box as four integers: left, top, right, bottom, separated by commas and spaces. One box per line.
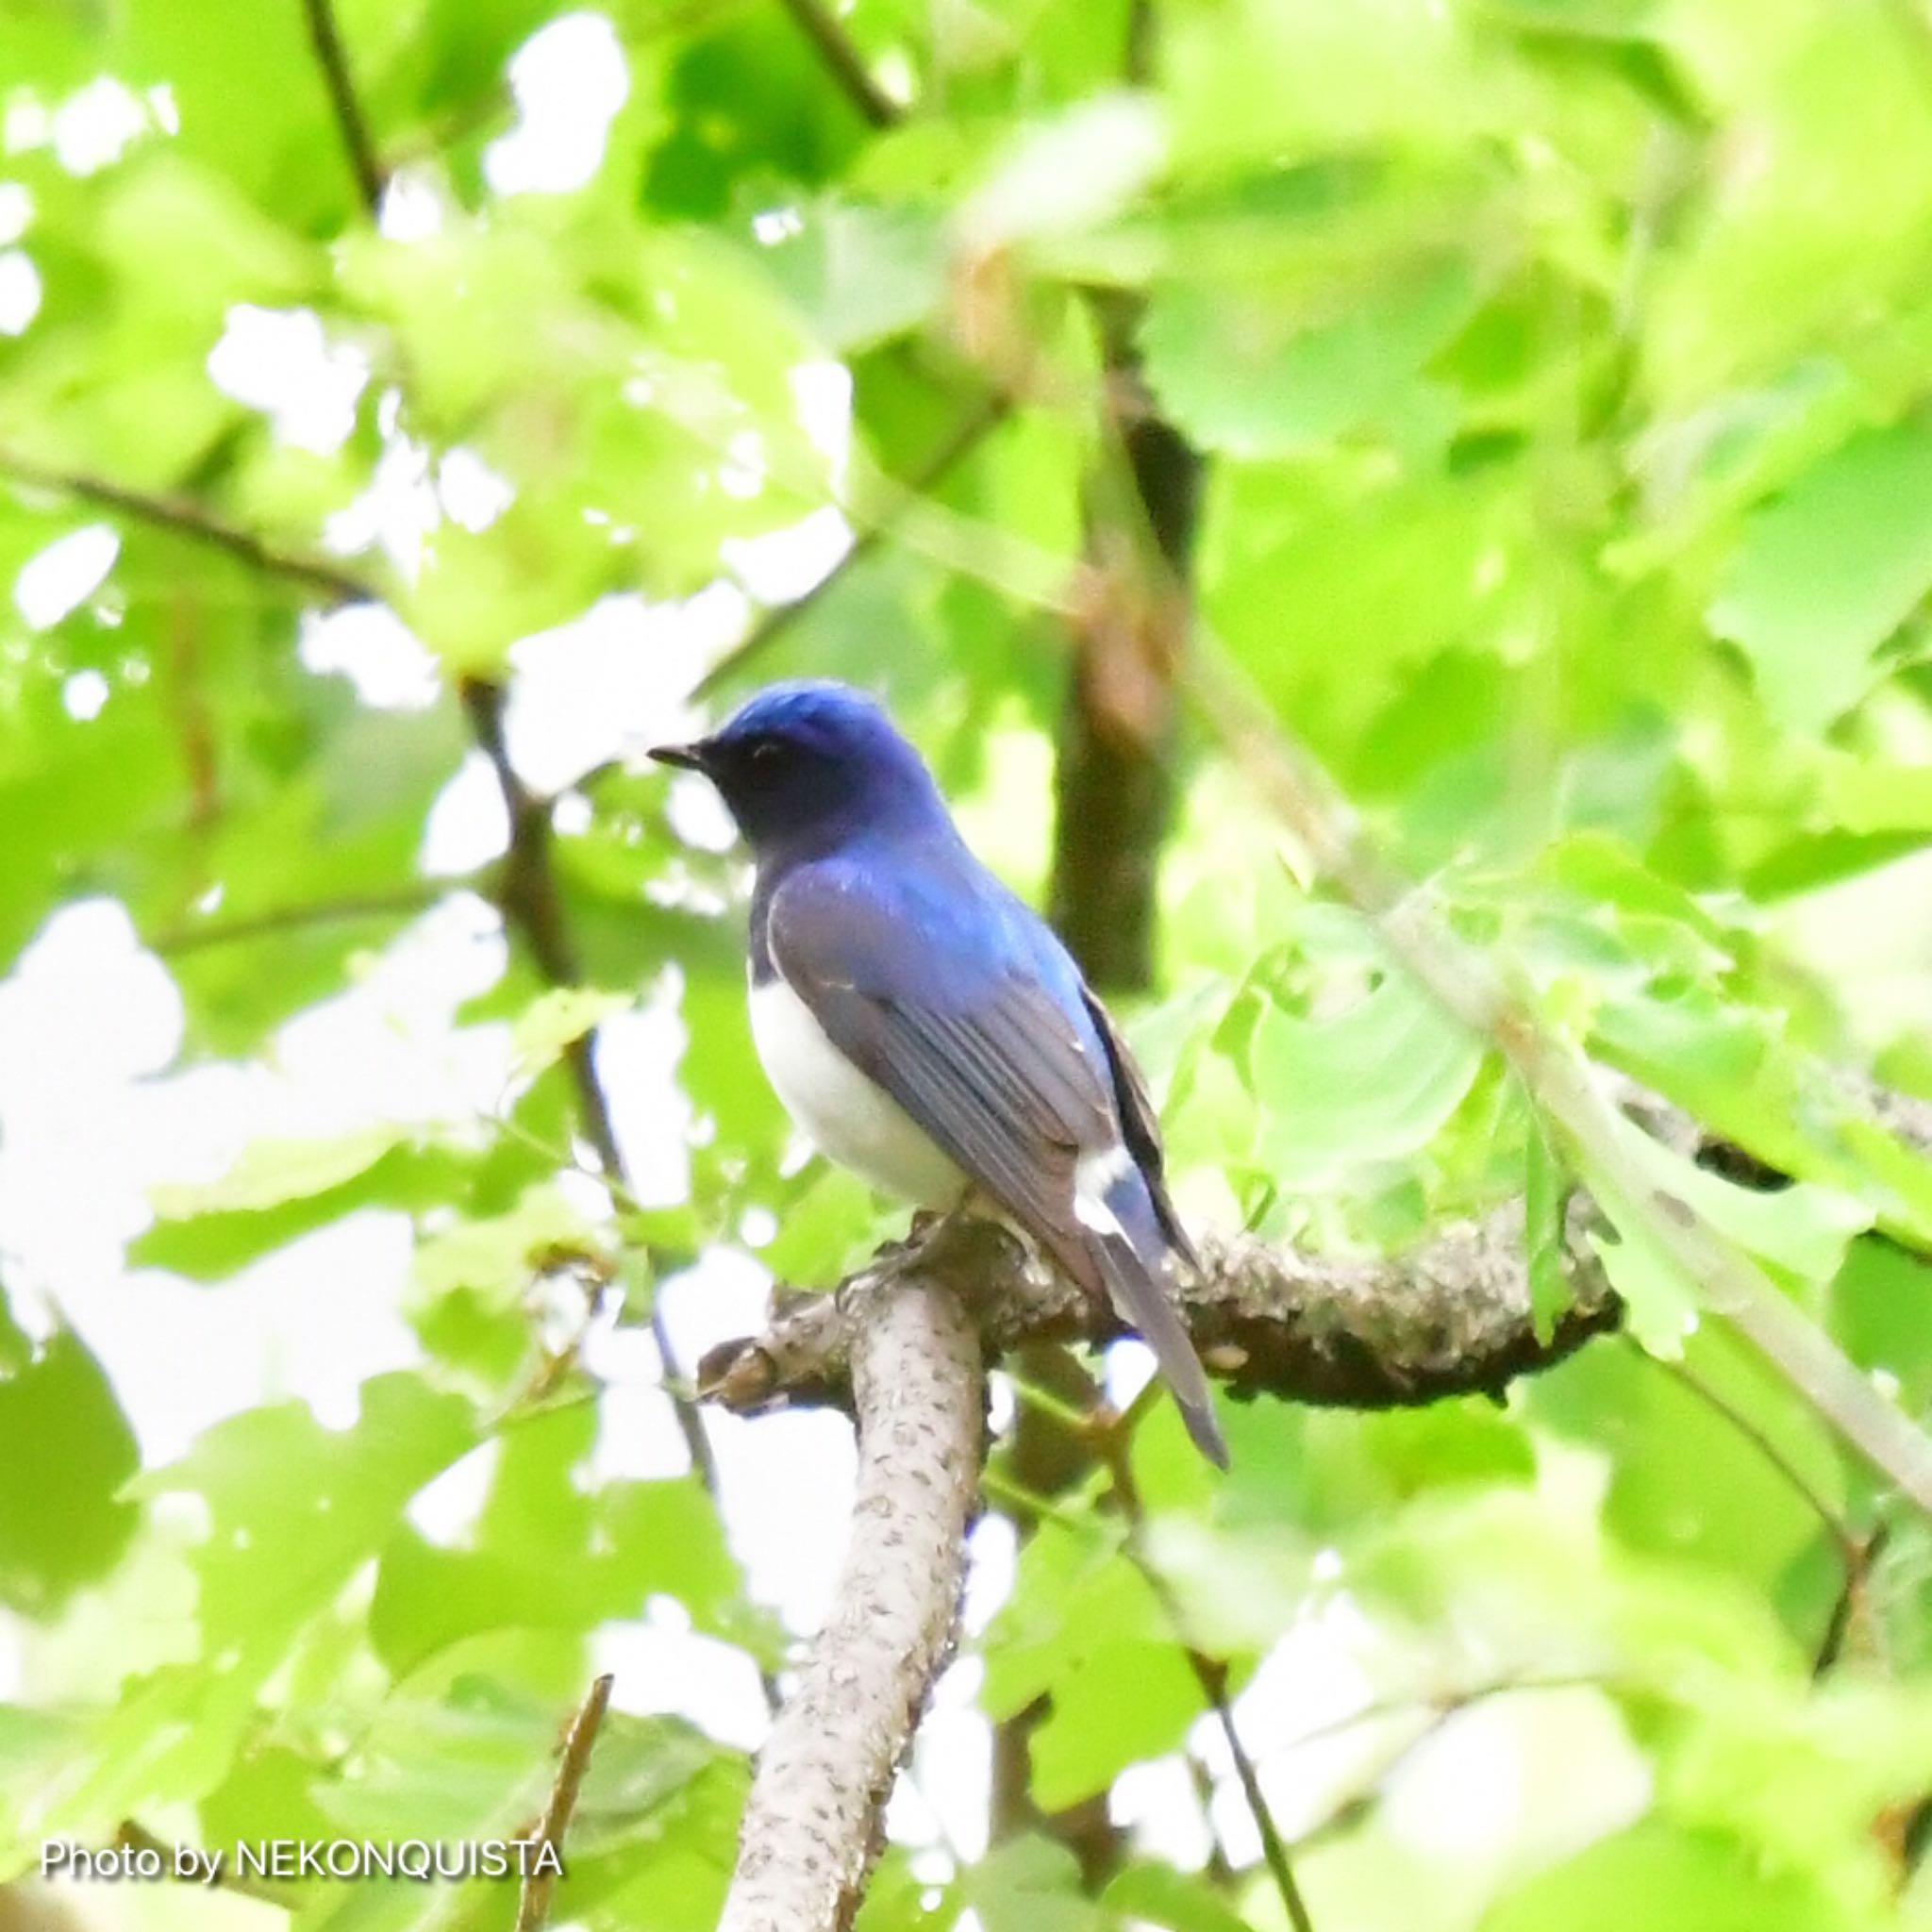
510, 985, 634, 1082
981, 1521, 1206, 1810
1530, 1329, 1844, 1606
0, 1330, 139, 1615
1482, 1821, 1856, 1932
1027, 1636, 1204, 1811
371, 1402, 746, 1672
1829, 1236, 1932, 1416
1141, 259, 1479, 458
147, 1125, 409, 1218
758, 1165, 895, 1286
761, 202, 947, 353
409, 1184, 603, 1315
961, 1838, 1104, 1932
1709, 420, 1932, 731
959, 93, 1168, 249
136, 1374, 478, 1656
133, 1142, 467, 1284
1100, 1864, 1254, 1932
14, 1376, 477, 1841
1246, 964, 1485, 1187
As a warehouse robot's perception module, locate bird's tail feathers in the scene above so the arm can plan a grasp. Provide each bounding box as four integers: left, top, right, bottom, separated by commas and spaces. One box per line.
1079, 1168, 1227, 1470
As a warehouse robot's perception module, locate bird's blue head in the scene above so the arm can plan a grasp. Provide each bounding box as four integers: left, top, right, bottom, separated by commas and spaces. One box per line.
650, 680, 946, 855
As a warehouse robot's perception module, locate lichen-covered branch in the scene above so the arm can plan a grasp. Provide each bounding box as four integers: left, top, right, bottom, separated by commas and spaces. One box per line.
699, 1198, 1620, 1423
718, 1269, 984, 1932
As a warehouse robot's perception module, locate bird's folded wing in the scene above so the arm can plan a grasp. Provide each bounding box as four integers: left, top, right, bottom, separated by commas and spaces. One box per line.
1075, 983, 1199, 1267
765, 862, 1111, 1260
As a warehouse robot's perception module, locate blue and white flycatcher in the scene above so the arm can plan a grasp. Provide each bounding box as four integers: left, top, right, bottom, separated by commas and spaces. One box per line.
653, 680, 1226, 1467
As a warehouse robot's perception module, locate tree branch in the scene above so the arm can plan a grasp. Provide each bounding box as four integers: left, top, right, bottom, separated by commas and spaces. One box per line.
773, 0, 903, 128
698, 1197, 1621, 1422
691, 392, 1007, 703
516, 1673, 613, 1932
458, 678, 724, 1494
0, 451, 376, 607
150, 883, 451, 955
1181, 641, 1932, 1516
718, 1265, 983, 1932
301, 0, 387, 217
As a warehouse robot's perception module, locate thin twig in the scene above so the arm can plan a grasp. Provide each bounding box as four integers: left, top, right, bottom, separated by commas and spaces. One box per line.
1187, 1647, 1316, 1932
150, 884, 450, 955
516, 1673, 613, 1932
0, 452, 375, 606
1275, 1674, 1616, 1757
1649, 1351, 1859, 1565
691, 391, 1008, 702
301, 0, 387, 216
774, 0, 903, 126
1098, 1429, 1316, 1932
1814, 1523, 1893, 1677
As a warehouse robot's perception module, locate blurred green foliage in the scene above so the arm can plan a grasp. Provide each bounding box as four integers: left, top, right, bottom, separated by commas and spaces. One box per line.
3, 0, 1932, 1925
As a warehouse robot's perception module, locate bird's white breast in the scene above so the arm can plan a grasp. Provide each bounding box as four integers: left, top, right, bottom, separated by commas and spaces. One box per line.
749, 974, 964, 1208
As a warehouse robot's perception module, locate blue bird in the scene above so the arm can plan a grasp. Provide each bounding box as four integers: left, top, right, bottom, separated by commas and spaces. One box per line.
652, 679, 1227, 1467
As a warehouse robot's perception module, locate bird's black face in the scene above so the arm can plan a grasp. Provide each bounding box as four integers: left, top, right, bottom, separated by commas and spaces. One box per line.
651, 724, 842, 845
649, 681, 940, 855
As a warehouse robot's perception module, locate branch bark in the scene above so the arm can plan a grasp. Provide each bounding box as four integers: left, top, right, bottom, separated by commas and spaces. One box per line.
718, 1267, 983, 1932
699, 1195, 1621, 1423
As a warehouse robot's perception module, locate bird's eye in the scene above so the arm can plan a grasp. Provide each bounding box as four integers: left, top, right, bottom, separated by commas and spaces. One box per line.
749, 739, 781, 764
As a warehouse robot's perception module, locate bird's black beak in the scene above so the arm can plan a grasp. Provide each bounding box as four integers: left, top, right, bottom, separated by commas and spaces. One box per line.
648, 738, 715, 774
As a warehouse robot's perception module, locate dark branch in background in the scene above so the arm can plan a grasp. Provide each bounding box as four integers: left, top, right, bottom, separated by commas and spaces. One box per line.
1048, 295, 1200, 991
718, 1267, 983, 1932
691, 392, 1007, 702
772, 0, 903, 128
516, 1673, 613, 1932
301, 0, 387, 216
458, 680, 723, 1494
0, 451, 375, 606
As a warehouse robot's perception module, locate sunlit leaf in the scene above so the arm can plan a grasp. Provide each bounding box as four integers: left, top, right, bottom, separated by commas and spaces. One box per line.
1710, 421, 1932, 731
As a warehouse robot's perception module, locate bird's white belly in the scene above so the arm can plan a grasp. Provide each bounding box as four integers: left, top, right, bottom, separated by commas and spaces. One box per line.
750, 975, 964, 1207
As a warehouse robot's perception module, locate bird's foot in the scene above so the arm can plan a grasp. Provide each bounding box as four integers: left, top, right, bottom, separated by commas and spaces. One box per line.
834, 1198, 985, 1320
